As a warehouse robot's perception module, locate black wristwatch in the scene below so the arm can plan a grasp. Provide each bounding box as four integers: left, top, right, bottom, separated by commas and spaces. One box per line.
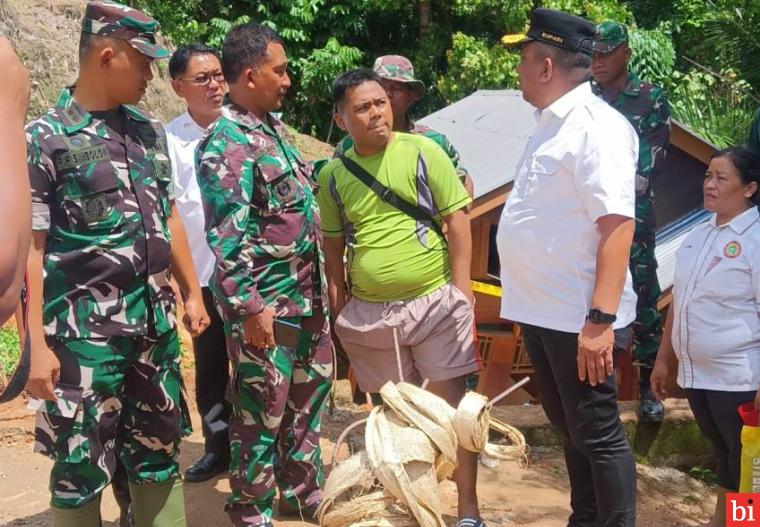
586, 308, 617, 325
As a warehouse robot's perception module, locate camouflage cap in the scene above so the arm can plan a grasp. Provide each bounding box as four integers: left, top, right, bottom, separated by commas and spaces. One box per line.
373, 55, 426, 98
592, 21, 629, 54
81, 0, 169, 59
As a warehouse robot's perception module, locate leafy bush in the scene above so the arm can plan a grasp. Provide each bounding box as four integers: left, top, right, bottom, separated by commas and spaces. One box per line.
437, 33, 519, 104
629, 25, 676, 88
670, 69, 756, 148
291, 38, 363, 137
0, 326, 20, 377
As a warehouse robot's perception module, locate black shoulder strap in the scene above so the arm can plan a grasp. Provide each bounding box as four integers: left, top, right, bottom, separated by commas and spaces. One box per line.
0, 275, 30, 403
337, 153, 447, 243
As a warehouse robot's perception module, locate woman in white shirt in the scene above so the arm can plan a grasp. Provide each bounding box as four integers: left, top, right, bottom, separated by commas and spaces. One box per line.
652, 146, 760, 526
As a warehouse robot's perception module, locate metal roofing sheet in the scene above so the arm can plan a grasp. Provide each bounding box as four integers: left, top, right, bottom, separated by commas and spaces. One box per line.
418, 89, 536, 198
655, 209, 710, 291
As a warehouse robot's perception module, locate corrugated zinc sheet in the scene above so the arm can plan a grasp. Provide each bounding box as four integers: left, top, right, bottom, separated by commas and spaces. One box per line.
418, 89, 536, 199
655, 208, 710, 291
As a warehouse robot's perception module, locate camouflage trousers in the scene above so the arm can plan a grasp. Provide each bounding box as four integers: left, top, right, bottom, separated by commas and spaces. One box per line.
34, 331, 191, 509
629, 231, 663, 366
225, 310, 333, 526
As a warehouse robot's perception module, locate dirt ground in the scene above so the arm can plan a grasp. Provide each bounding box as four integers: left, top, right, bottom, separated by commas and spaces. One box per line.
0, 377, 716, 527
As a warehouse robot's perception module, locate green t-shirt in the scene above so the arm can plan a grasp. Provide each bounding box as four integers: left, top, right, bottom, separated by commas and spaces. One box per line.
317, 132, 471, 302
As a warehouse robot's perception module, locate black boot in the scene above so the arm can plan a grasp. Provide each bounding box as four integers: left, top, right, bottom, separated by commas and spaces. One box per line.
184, 451, 230, 483
638, 366, 665, 423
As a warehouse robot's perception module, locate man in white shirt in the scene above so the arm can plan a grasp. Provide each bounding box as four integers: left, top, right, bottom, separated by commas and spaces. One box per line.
499, 9, 638, 526
166, 44, 229, 482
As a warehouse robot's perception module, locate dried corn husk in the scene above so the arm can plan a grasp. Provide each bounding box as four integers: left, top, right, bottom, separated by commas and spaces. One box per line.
365, 406, 445, 527
321, 381, 527, 527
454, 391, 492, 452
320, 491, 402, 527
484, 416, 528, 460
379, 382, 458, 471
318, 450, 376, 524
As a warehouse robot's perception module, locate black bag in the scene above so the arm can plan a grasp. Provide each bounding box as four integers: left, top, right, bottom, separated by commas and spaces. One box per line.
337, 153, 446, 243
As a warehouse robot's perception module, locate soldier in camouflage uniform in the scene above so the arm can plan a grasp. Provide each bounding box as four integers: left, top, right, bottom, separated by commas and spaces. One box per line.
336, 55, 474, 199
592, 21, 671, 422
24, 2, 210, 526
195, 23, 332, 527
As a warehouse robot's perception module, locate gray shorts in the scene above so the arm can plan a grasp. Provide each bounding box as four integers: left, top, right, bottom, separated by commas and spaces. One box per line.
334, 283, 482, 392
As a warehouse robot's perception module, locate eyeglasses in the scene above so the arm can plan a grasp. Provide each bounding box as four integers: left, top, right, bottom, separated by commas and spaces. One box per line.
179, 72, 226, 86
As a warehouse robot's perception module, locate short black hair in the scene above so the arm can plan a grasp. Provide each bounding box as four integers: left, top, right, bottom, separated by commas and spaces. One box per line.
533, 41, 591, 74
79, 33, 115, 61
332, 68, 383, 110
169, 44, 220, 79
221, 22, 283, 83
713, 146, 760, 204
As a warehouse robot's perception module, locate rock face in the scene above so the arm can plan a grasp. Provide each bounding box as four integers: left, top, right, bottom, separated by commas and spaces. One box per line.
1, 0, 183, 122
0, 0, 333, 158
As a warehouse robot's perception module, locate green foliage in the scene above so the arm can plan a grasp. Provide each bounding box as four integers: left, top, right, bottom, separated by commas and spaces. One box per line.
688, 466, 717, 486
0, 326, 20, 377
206, 15, 252, 49
437, 33, 519, 103
670, 69, 756, 148
292, 38, 363, 136
541, 0, 633, 23
629, 25, 676, 87
703, 2, 760, 90
133, 0, 758, 150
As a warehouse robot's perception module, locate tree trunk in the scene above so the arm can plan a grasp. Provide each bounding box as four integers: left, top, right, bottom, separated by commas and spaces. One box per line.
419, 0, 431, 41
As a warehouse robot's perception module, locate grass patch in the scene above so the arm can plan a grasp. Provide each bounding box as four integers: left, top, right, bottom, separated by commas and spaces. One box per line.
0, 325, 21, 376
688, 466, 717, 486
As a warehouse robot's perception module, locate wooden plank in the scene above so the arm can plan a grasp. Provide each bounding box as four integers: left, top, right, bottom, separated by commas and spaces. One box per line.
470, 216, 490, 280
470, 184, 512, 219
671, 122, 717, 165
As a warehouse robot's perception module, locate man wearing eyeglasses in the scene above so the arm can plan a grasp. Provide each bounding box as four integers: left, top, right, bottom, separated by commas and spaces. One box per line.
165, 43, 230, 482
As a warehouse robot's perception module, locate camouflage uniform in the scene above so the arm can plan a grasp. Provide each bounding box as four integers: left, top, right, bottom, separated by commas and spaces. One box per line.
196, 99, 332, 526
593, 23, 671, 367
26, 1, 187, 511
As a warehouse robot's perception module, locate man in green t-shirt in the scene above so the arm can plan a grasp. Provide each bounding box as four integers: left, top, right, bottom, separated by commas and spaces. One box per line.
334, 55, 474, 199
317, 68, 484, 527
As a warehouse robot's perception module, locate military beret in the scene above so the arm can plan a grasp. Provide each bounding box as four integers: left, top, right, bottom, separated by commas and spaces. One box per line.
502, 8, 596, 56
592, 21, 629, 53
81, 0, 169, 59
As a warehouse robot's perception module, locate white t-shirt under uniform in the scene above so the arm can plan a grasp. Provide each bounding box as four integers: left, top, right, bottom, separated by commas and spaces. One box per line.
497, 82, 639, 333
672, 206, 760, 391
165, 111, 215, 287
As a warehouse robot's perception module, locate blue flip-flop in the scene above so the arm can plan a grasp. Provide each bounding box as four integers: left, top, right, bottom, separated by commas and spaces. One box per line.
457, 518, 486, 527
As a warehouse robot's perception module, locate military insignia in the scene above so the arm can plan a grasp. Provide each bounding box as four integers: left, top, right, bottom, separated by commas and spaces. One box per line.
724, 241, 742, 258
70, 137, 84, 147
275, 179, 295, 200
81, 194, 109, 223
152, 158, 171, 180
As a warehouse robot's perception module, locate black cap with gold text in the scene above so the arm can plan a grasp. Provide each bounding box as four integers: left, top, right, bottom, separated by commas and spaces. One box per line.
502, 8, 596, 56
